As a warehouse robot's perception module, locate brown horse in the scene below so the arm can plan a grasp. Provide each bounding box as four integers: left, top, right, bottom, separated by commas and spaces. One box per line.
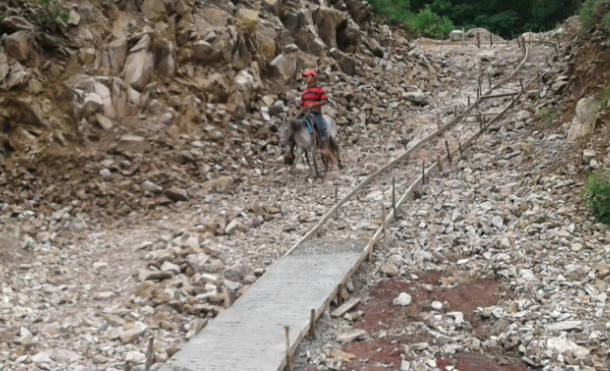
279, 113, 342, 178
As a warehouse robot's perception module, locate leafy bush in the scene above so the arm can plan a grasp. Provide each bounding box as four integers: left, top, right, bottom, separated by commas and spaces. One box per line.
584, 171, 610, 224
411, 5, 454, 38
579, 0, 610, 34
367, 0, 413, 24
366, 0, 452, 39
31, 0, 69, 33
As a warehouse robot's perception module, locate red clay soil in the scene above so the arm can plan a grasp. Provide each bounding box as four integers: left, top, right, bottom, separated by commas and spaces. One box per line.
334, 272, 532, 371
437, 353, 531, 371
354, 272, 502, 330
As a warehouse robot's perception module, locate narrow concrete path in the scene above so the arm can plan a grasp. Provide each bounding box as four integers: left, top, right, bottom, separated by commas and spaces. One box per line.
160, 240, 362, 371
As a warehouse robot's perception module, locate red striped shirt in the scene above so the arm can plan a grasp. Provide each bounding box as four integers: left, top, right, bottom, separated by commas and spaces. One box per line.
301, 86, 327, 111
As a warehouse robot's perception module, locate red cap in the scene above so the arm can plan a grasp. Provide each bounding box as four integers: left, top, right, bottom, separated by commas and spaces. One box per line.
302, 70, 317, 79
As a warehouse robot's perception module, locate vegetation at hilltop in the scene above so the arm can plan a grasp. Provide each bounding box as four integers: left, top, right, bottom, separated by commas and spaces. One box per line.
367, 0, 583, 38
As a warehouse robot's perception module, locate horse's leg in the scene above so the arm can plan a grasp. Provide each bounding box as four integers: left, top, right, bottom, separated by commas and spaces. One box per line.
330, 137, 343, 169
304, 150, 311, 169
293, 145, 304, 175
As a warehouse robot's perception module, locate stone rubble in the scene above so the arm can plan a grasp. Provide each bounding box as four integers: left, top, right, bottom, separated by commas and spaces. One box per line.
293, 21, 609, 371
0, 2, 608, 371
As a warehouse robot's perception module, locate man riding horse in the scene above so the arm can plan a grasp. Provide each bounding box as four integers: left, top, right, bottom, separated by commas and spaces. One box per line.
298, 69, 329, 143
281, 69, 341, 177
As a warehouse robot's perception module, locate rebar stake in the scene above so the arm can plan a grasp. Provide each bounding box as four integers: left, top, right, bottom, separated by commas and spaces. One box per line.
308, 309, 316, 338
392, 177, 396, 219
145, 336, 154, 371
334, 186, 338, 220
445, 140, 452, 165
436, 112, 441, 130
519, 78, 524, 93
381, 203, 386, 244
223, 286, 231, 308
284, 326, 292, 371
421, 160, 426, 185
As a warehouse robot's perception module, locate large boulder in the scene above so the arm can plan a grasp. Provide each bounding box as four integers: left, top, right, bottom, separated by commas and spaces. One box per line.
263, 0, 282, 16
329, 48, 357, 75
94, 81, 116, 118
293, 28, 326, 56
141, 0, 167, 20
3, 31, 32, 63
228, 68, 261, 116
153, 38, 175, 77
192, 40, 222, 63
1, 16, 34, 32
96, 38, 127, 75
236, 8, 259, 34
337, 19, 362, 52
255, 25, 277, 62
192, 27, 237, 65
123, 35, 155, 90
449, 30, 464, 41
344, 0, 373, 24
200, 7, 232, 28
269, 53, 297, 83
313, 7, 348, 49
566, 97, 602, 141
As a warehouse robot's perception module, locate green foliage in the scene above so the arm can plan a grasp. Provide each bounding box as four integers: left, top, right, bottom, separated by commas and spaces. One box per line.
366, 0, 581, 39
367, 0, 413, 24
412, 5, 454, 38
540, 106, 556, 125
31, 0, 69, 33
579, 0, 610, 34
366, 1, 453, 38
584, 170, 610, 224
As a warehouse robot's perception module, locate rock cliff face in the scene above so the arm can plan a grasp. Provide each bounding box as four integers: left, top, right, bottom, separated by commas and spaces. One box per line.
0, 0, 449, 220
0, 0, 382, 156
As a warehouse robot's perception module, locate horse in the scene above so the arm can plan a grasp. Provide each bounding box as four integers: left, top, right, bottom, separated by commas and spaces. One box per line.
279, 112, 342, 178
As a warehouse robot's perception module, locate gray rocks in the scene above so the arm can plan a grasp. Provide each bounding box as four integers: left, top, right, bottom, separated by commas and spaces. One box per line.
566, 96, 602, 140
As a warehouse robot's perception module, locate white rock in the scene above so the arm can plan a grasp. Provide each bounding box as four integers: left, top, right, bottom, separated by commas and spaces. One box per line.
519, 269, 538, 282
393, 292, 411, 306
546, 320, 583, 331
31, 350, 53, 364
547, 336, 590, 358
124, 351, 146, 363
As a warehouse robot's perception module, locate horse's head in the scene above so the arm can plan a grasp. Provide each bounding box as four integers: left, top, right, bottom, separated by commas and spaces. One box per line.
279, 119, 303, 148
278, 120, 292, 149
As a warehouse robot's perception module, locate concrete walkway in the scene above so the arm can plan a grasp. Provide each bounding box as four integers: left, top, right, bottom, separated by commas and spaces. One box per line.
160, 240, 363, 371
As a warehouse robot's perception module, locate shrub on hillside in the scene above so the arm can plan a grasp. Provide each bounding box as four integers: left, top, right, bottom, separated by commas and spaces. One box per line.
411, 5, 453, 38
584, 170, 610, 224
367, 0, 413, 24
30, 0, 68, 33
580, 0, 610, 35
